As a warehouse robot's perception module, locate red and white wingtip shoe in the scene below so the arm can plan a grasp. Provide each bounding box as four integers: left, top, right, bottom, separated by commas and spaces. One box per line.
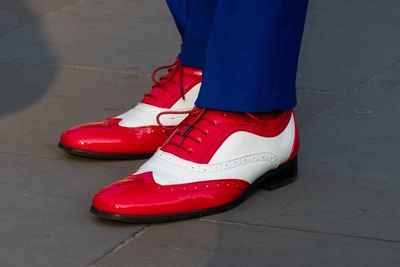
59, 59, 202, 159
91, 108, 300, 222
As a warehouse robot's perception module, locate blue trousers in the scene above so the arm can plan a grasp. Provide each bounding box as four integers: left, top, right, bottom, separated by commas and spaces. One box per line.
166, 0, 308, 112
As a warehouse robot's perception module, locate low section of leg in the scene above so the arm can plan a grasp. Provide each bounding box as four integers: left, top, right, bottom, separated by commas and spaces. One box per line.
166, 0, 218, 69
196, 0, 309, 112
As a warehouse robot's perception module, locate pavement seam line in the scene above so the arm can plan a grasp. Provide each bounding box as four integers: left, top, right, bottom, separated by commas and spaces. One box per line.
199, 218, 400, 244
297, 87, 344, 96
87, 224, 151, 267
0, 58, 143, 75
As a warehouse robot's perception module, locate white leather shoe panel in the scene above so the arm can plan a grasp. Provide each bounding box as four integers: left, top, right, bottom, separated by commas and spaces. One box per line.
210, 114, 295, 164
116, 103, 186, 127
135, 150, 279, 186
116, 83, 201, 127
134, 114, 295, 186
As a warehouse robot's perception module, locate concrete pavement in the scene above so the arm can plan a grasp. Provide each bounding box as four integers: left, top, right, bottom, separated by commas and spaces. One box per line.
1, 0, 400, 266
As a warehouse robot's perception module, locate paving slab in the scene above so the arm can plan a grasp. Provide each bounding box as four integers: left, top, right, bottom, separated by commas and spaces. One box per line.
205, 61, 400, 242
0, 60, 147, 161
296, 89, 343, 127
0, 0, 399, 266
298, 0, 400, 93
0, 0, 180, 72
0, 0, 81, 34
0, 152, 144, 267
0, 61, 149, 265
93, 220, 400, 267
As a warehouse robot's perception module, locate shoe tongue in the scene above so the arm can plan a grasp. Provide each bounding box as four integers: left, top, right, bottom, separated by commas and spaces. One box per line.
141, 65, 180, 108
141, 65, 201, 109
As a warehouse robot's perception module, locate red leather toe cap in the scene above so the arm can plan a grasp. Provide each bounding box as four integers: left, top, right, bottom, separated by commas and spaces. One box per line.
92, 172, 250, 217
60, 119, 169, 155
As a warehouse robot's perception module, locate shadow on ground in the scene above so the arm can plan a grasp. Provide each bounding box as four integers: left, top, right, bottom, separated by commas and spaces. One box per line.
0, 0, 57, 118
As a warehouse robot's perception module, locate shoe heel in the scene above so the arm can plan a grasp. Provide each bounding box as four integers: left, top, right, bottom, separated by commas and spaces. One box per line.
259, 157, 298, 191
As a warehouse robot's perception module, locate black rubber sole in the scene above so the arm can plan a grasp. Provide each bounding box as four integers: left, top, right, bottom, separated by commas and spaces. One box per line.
58, 143, 153, 160
91, 157, 298, 223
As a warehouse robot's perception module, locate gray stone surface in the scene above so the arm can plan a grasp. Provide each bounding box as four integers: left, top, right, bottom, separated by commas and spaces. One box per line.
0, 0, 399, 266
0, 0, 180, 71
94, 220, 400, 267
0, 0, 81, 34
298, 0, 400, 93
0, 153, 144, 267
206, 62, 400, 241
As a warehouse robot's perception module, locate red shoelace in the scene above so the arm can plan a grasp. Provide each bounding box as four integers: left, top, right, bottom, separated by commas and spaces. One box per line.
143, 59, 186, 101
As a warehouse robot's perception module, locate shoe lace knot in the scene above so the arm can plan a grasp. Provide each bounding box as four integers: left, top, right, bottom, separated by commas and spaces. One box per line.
143, 59, 186, 101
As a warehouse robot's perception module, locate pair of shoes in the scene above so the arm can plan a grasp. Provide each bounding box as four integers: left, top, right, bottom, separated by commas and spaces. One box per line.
59, 60, 300, 223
